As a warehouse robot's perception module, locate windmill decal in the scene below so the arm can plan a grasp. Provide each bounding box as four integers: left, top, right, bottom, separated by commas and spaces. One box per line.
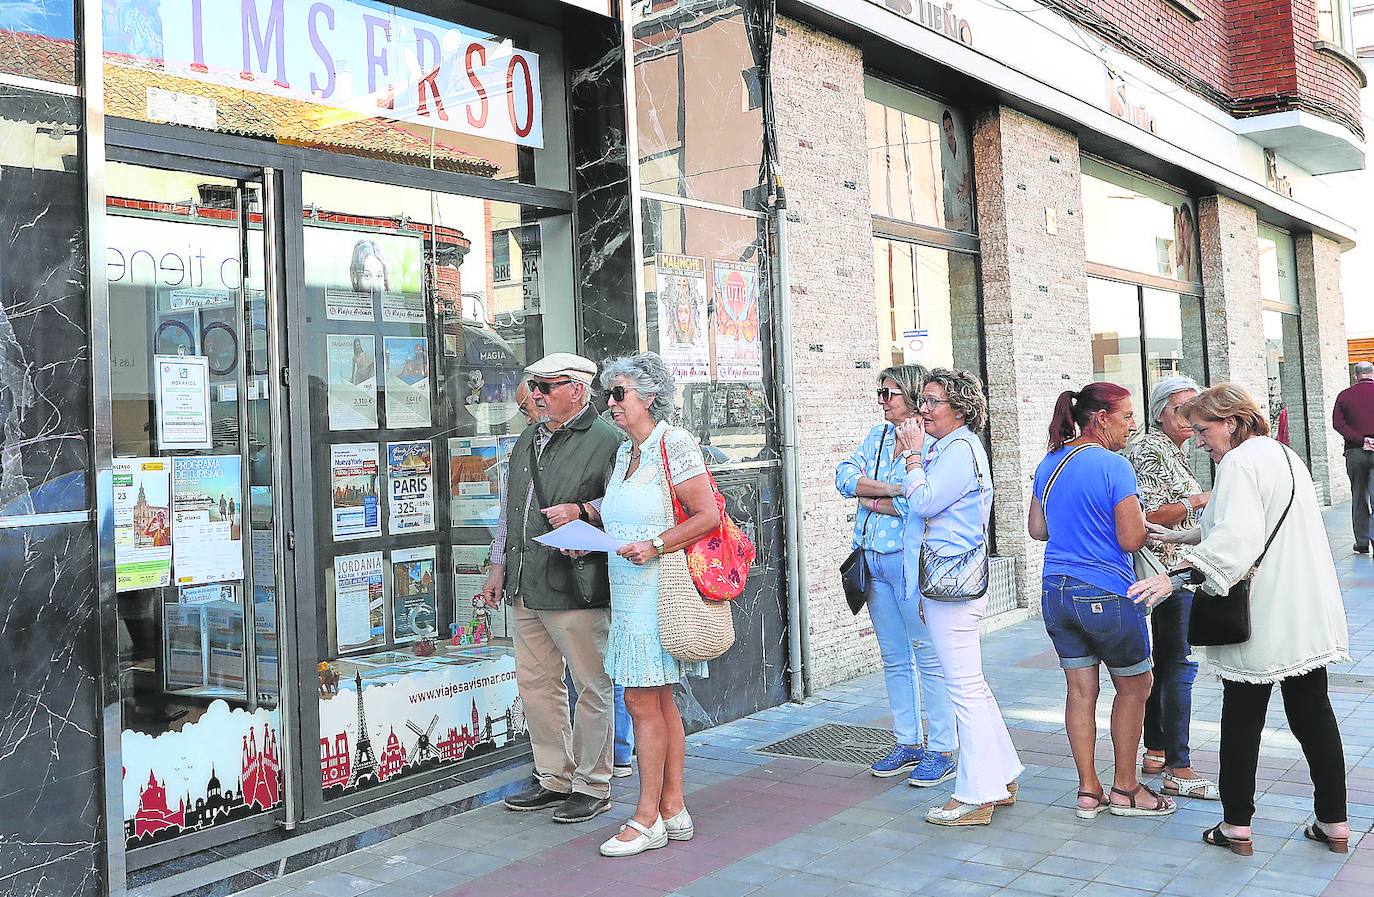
351, 672, 377, 785
407, 714, 439, 763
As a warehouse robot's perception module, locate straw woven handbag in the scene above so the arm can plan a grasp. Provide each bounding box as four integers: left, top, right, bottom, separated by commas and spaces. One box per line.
655, 435, 735, 663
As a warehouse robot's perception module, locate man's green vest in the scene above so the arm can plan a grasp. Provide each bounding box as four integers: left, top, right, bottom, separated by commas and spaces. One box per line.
503, 406, 625, 610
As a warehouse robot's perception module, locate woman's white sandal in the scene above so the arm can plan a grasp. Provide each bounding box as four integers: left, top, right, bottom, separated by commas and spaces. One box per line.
663, 807, 694, 841
1162, 772, 1220, 801
926, 801, 994, 826
599, 816, 668, 857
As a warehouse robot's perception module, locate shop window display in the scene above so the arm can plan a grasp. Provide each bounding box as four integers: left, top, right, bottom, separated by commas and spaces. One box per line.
301, 173, 569, 800
872, 237, 980, 372
1082, 158, 1201, 287
865, 77, 975, 235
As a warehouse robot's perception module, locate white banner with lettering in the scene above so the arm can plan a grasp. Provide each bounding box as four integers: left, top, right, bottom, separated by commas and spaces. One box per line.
105, 0, 544, 147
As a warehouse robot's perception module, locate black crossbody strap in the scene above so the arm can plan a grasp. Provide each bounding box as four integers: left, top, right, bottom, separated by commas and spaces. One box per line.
1040, 444, 1094, 513
1254, 445, 1297, 568
857, 426, 889, 548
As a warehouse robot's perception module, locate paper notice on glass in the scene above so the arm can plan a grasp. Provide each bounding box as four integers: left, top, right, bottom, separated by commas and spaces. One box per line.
113, 457, 172, 591
533, 520, 626, 553
386, 440, 434, 535
655, 254, 710, 383
154, 355, 212, 449
334, 551, 385, 655
331, 443, 381, 541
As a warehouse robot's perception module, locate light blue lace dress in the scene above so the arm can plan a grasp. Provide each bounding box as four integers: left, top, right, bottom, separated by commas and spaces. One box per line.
602, 422, 709, 686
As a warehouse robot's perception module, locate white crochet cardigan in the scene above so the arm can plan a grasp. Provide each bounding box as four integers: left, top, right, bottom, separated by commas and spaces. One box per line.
1189, 437, 1350, 684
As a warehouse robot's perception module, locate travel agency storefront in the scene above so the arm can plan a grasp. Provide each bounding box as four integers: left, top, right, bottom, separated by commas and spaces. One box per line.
0, 2, 788, 894
771, 0, 1363, 685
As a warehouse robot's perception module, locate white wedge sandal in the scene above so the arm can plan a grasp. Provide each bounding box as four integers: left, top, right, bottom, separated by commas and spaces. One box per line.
599, 816, 668, 857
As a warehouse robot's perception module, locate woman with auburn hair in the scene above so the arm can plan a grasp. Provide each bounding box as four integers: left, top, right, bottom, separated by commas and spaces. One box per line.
1129, 383, 1350, 856
1028, 383, 1175, 820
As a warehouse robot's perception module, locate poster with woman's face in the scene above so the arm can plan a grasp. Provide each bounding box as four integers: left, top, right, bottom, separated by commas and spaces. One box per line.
303, 227, 425, 323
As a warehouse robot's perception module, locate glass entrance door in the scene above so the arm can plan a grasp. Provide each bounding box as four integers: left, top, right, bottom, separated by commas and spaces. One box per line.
107, 159, 290, 859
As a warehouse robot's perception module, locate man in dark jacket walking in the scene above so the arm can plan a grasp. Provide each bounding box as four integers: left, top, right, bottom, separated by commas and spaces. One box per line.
482, 353, 625, 822
1333, 361, 1374, 553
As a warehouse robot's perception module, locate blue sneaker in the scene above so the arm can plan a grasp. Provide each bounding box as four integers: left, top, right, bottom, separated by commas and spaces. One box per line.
870, 743, 925, 777
907, 751, 957, 787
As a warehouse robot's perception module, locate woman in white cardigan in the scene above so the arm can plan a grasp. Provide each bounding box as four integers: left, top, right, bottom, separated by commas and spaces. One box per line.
1129, 384, 1350, 858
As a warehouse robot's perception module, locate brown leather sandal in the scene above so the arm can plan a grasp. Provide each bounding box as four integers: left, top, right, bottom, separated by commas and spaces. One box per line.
1109, 783, 1176, 817
1303, 823, 1349, 854
1074, 789, 1108, 819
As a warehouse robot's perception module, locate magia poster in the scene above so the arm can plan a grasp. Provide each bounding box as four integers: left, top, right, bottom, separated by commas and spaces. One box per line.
114, 457, 172, 591
326, 335, 379, 430
391, 546, 438, 644
712, 260, 762, 381
386, 440, 434, 535
331, 443, 381, 541
655, 254, 710, 383
382, 336, 432, 428
171, 455, 244, 586
334, 551, 385, 655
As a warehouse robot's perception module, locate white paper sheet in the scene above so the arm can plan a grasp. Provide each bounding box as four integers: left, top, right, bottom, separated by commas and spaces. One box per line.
533, 520, 626, 552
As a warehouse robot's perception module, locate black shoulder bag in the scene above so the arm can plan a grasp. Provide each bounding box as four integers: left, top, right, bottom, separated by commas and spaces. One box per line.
839, 426, 889, 615
1187, 445, 1295, 647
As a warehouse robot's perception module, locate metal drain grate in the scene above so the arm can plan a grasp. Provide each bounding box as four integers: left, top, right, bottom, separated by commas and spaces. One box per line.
758, 724, 896, 765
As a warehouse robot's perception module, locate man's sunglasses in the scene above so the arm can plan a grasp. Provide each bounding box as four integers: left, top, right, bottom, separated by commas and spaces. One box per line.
526, 378, 574, 395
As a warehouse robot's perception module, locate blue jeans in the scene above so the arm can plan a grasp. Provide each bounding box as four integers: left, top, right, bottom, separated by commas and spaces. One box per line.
568, 678, 634, 765
1143, 588, 1196, 769
1041, 574, 1151, 677
865, 550, 956, 750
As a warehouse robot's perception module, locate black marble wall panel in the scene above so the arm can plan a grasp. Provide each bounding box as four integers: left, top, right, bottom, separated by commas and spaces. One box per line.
567, 14, 638, 363
0, 522, 103, 897
678, 469, 789, 732
0, 88, 90, 518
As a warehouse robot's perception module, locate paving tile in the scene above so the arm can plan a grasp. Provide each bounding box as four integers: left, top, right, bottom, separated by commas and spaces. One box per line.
1005, 871, 1087, 897
747, 872, 844, 897
298, 872, 386, 897
674, 877, 765, 897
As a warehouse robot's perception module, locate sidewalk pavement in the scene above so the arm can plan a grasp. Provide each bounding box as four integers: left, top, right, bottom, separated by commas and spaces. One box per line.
244, 504, 1374, 897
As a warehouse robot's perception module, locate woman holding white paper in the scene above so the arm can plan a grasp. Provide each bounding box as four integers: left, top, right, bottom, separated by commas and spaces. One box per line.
595, 352, 718, 858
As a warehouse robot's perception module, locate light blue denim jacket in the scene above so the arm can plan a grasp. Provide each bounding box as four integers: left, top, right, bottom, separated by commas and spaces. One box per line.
902, 426, 993, 561
835, 423, 911, 553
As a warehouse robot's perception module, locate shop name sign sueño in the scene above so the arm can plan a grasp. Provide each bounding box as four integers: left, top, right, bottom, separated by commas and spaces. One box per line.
863, 0, 974, 47
104, 0, 544, 148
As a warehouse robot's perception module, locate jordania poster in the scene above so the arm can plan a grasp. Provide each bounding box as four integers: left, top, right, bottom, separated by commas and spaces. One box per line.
334, 551, 385, 654
171, 455, 244, 585
114, 458, 173, 591
712, 260, 762, 381
655, 254, 710, 383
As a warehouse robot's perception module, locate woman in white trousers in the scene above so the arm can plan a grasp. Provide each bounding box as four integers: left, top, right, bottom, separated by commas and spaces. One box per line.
895, 369, 1023, 826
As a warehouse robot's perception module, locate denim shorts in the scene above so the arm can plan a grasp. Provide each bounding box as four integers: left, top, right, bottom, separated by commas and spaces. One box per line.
1041, 574, 1152, 676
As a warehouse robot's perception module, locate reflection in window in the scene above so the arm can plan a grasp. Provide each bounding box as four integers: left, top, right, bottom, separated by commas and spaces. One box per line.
640, 199, 772, 463
0, 3, 76, 84
299, 173, 570, 800
865, 77, 975, 233
633, 1, 764, 209
1089, 278, 1146, 417
1082, 159, 1199, 284
872, 238, 980, 372
1265, 309, 1310, 464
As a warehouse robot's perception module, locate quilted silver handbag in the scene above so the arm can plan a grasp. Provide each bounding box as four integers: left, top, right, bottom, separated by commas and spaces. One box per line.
918, 438, 989, 602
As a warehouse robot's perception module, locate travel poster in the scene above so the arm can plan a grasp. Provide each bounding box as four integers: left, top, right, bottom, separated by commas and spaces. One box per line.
331, 443, 381, 541
711, 260, 763, 381
113, 457, 173, 591
655, 254, 710, 383
303, 227, 424, 323
206, 600, 246, 690
164, 603, 206, 690
171, 455, 244, 586
154, 355, 212, 449
334, 551, 385, 655
448, 437, 503, 527
326, 335, 379, 430
391, 546, 438, 644
386, 440, 435, 535
382, 336, 432, 428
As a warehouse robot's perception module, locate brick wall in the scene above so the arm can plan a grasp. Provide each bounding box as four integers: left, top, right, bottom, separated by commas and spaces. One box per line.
1043, 0, 1363, 138
773, 18, 883, 688
1296, 233, 1353, 504
972, 107, 1092, 611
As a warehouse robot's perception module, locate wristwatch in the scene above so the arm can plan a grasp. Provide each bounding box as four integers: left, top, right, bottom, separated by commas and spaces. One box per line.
897, 449, 918, 464
651, 536, 666, 555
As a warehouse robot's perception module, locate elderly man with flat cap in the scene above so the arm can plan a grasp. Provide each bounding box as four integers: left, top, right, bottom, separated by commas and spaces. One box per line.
482, 352, 626, 822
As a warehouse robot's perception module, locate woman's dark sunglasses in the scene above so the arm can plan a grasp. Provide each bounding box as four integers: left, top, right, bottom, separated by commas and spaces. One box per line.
526, 378, 573, 395
604, 385, 632, 403
876, 388, 903, 401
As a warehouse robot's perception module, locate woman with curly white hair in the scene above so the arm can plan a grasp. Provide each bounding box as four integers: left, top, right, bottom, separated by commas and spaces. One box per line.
595, 352, 719, 857
895, 368, 1022, 826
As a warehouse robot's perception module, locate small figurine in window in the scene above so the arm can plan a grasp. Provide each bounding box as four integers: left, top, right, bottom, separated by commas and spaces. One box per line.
318, 661, 340, 697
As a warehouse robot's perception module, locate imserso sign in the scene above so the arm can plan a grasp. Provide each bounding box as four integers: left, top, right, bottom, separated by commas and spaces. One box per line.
105, 0, 544, 148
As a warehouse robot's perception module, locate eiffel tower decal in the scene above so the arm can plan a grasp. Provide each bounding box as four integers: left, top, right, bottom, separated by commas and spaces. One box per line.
350, 672, 377, 785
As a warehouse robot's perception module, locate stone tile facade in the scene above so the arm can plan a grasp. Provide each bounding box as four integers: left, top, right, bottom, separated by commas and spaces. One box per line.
1198, 194, 1268, 400
1297, 232, 1354, 505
